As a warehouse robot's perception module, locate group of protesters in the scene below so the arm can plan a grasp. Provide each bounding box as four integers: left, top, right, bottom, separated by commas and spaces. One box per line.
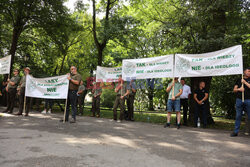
0, 66, 249, 137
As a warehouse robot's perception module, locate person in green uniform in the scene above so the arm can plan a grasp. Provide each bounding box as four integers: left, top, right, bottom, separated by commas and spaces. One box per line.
77, 80, 85, 115
127, 79, 136, 121
113, 75, 130, 122
164, 78, 183, 129
3, 69, 21, 114
15, 67, 31, 116
60, 66, 82, 123
91, 81, 102, 117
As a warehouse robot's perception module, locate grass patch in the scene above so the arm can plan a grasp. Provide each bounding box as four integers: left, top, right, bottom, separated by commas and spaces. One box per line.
49, 104, 245, 131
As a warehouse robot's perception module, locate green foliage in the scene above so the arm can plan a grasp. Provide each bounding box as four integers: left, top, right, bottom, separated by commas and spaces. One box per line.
0, 0, 249, 119
100, 87, 116, 108
210, 76, 238, 118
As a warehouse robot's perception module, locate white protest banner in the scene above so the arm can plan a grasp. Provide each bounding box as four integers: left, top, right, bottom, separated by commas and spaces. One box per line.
96, 66, 122, 82
122, 55, 174, 80
0, 55, 11, 74
174, 45, 243, 77
25, 75, 69, 99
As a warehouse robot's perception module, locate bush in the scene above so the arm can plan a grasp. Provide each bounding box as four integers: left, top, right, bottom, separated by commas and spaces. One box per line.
101, 88, 116, 108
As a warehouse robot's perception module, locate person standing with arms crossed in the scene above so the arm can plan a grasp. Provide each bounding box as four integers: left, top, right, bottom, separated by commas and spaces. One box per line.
164, 78, 183, 129
193, 81, 209, 128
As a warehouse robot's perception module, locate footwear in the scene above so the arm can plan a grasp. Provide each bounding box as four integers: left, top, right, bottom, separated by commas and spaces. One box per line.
230, 132, 238, 137
47, 109, 51, 114
177, 124, 180, 129
90, 115, 95, 117
7, 111, 13, 114
70, 119, 76, 123
164, 123, 170, 128
244, 132, 249, 136
59, 119, 68, 122
24, 113, 28, 116
117, 120, 121, 123
41, 110, 46, 114
15, 112, 23, 116
2, 110, 8, 113
96, 114, 100, 118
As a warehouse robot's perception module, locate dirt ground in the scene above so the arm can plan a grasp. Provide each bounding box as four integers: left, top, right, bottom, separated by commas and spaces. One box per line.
0, 107, 250, 167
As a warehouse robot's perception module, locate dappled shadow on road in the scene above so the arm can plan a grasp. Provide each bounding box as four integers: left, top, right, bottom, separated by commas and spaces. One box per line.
1, 110, 250, 167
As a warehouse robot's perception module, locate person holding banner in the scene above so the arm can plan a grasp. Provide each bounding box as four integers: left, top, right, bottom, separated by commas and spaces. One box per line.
3, 69, 20, 114
231, 67, 250, 137
91, 81, 102, 117
164, 78, 183, 129
61, 66, 81, 123
15, 67, 31, 116
193, 81, 209, 128
113, 75, 130, 122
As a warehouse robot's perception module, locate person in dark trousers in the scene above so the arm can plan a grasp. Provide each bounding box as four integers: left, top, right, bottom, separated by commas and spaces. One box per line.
0, 74, 8, 106
41, 99, 53, 114
231, 67, 250, 137
60, 66, 81, 123
127, 79, 136, 121
91, 81, 102, 117
194, 81, 209, 128
3, 69, 20, 114
113, 75, 129, 122
180, 79, 191, 125
77, 80, 85, 115
15, 67, 31, 116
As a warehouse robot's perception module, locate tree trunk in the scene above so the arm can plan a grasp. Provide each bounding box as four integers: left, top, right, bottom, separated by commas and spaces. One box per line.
59, 50, 67, 75
189, 77, 215, 125
9, 26, 22, 76
97, 47, 104, 66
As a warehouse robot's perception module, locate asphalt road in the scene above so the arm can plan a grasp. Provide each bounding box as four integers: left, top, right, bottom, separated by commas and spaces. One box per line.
0, 107, 250, 167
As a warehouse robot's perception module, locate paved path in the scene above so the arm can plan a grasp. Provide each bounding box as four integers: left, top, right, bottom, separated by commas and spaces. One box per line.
0, 108, 250, 167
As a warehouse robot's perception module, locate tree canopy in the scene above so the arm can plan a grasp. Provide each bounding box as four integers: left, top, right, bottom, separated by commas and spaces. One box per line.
0, 0, 249, 118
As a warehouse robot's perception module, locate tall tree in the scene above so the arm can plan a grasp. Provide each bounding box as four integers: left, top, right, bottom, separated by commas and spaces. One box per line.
0, 0, 67, 76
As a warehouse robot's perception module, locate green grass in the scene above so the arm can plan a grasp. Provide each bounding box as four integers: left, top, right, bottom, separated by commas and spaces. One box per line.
47, 105, 246, 131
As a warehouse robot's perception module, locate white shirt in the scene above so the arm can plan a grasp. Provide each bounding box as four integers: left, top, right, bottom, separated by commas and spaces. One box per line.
180, 84, 191, 99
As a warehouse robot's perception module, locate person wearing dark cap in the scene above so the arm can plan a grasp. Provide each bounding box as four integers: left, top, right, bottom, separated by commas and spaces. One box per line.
231, 67, 250, 137
3, 69, 20, 113
113, 75, 129, 122
15, 67, 31, 116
